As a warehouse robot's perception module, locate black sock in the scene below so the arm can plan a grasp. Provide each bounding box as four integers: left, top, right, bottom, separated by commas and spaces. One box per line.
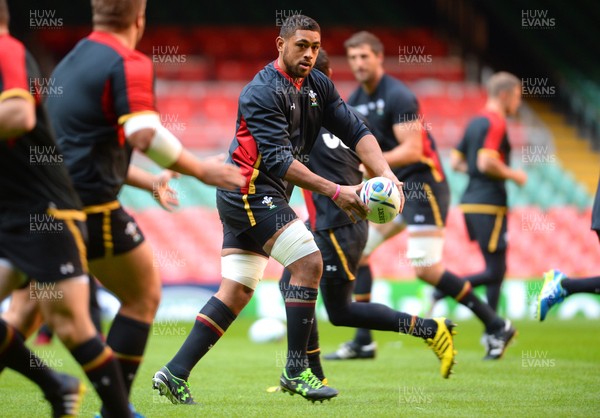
486, 282, 502, 312
436, 271, 503, 332
105, 314, 150, 394
561, 276, 600, 295
283, 284, 318, 376
167, 296, 236, 381
463, 248, 506, 312
0, 319, 61, 396
70, 336, 130, 418
89, 275, 103, 335
353, 265, 373, 345
0, 326, 26, 375
321, 282, 437, 340
306, 318, 325, 381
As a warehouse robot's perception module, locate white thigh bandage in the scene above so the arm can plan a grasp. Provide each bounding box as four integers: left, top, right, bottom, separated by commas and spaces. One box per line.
123, 113, 183, 167
270, 220, 319, 267
405, 236, 444, 267
363, 226, 385, 256
221, 254, 268, 290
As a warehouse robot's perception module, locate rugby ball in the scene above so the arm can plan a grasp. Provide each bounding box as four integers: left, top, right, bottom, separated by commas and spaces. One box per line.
359, 177, 402, 224
248, 317, 286, 344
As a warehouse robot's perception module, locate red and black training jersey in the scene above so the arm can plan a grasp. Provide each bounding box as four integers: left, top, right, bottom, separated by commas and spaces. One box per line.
221, 62, 370, 202
0, 34, 81, 215
347, 74, 445, 183
46, 31, 157, 206
455, 109, 511, 206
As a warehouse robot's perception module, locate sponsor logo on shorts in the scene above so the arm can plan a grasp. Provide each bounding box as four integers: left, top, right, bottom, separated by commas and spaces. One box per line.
125, 222, 142, 242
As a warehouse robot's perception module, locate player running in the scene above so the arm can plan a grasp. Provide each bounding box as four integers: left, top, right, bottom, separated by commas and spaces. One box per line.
152, 15, 420, 404
0, 1, 132, 415
537, 175, 600, 320
276, 49, 457, 384
41, 0, 244, 415
437, 71, 528, 317
326, 31, 516, 361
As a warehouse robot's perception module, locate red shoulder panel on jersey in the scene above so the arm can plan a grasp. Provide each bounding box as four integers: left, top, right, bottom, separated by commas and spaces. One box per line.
87, 31, 156, 114
481, 110, 506, 152
232, 116, 259, 194
0, 35, 29, 92
421, 130, 445, 181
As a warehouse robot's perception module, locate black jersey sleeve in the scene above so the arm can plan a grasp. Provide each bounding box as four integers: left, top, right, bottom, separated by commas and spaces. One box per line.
238, 85, 295, 178
321, 80, 371, 150
390, 84, 420, 124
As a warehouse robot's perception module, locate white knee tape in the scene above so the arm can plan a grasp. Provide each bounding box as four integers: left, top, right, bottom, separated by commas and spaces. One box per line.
270, 220, 319, 267
221, 254, 268, 290
362, 226, 385, 256
405, 236, 444, 267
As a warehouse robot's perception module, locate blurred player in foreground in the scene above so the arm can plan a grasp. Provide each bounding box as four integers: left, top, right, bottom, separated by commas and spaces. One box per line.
0, 1, 132, 415
41, 0, 244, 415
537, 176, 600, 320
326, 31, 516, 361
152, 15, 413, 404
275, 49, 457, 385
0, 169, 179, 344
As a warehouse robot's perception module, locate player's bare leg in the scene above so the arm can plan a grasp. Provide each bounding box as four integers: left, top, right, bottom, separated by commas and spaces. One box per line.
90, 241, 160, 398
0, 267, 131, 417
2, 287, 43, 338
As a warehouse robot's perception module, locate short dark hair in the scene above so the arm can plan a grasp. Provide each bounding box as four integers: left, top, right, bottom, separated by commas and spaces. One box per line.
278, 14, 320, 39
91, 0, 144, 30
344, 31, 384, 55
0, 0, 9, 27
314, 48, 330, 75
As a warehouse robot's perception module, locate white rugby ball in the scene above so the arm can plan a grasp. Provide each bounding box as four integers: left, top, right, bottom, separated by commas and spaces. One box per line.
359, 177, 402, 224
248, 317, 286, 344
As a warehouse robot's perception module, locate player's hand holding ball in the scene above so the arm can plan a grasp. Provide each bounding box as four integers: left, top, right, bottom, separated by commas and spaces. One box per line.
359, 176, 403, 224
379, 168, 404, 214
331, 183, 370, 223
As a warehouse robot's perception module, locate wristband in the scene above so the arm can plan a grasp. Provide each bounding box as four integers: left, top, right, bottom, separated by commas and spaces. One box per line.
332, 184, 341, 201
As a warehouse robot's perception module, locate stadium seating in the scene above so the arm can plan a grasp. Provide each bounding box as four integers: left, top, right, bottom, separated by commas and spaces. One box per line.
122, 179, 598, 284
478, 0, 600, 150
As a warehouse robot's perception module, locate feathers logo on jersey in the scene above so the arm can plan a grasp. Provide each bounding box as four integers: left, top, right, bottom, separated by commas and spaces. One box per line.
309, 90, 319, 107
262, 196, 277, 210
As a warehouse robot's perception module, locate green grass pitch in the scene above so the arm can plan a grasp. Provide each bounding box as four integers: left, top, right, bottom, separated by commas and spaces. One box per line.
1, 318, 599, 417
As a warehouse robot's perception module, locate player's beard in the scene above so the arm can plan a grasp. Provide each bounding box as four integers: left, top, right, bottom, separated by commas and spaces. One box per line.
353, 67, 374, 85
282, 47, 311, 79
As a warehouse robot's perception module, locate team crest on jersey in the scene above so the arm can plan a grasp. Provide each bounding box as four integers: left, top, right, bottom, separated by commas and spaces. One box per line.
308, 90, 319, 107
262, 196, 277, 210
